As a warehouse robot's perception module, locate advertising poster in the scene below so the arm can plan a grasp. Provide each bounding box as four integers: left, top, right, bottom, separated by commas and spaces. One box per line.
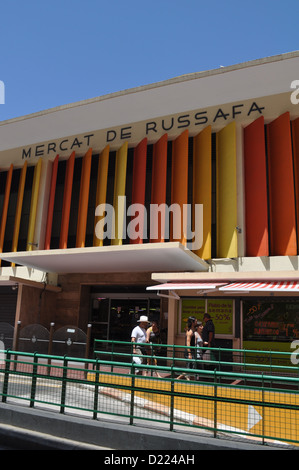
207, 299, 234, 335
243, 300, 299, 366
180, 299, 205, 333
180, 299, 234, 336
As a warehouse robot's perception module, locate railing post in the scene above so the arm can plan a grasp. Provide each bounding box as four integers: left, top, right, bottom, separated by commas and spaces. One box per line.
85, 324, 92, 377
60, 356, 68, 414
130, 362, 135, 425
30, 352, 39, 408
13, 321, 21, 371
93, 359, 100, 420
170, 366, 175, 431
262, 373, 265, 445
2, 350, 11, 403
213, 369, 218, 438
47, 322, 55, 375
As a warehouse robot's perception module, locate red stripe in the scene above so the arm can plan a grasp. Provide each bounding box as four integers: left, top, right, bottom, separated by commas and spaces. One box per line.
244, 117, 269, 256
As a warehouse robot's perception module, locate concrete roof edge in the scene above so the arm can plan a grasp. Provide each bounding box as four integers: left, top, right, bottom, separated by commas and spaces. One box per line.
1, 50, 299, 127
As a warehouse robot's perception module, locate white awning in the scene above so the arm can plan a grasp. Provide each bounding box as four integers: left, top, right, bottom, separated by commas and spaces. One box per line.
147, 282, 226, 291
219, 281, 299, 292
0, 242, 209, 274
147, 281, 226, 299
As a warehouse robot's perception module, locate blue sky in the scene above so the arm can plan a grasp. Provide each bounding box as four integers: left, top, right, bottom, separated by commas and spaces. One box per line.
0, 0, 298, 121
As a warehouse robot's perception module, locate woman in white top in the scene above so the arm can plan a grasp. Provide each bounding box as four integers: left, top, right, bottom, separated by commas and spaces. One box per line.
131, 315, 149, 376
195, 321, 204, 370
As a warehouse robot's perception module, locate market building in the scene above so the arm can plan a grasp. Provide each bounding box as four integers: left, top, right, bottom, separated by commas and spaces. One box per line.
0, 51, 299, 356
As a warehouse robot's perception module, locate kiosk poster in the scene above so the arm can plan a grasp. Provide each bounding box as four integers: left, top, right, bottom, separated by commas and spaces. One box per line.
180, 299, 205, 333
207, 299, 233, 335
180, 299, 233, 335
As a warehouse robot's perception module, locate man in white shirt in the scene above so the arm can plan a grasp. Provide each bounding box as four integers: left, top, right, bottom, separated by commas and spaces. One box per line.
131, 315, 149, 375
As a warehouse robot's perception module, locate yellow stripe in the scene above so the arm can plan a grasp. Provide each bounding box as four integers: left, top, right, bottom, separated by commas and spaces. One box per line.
112, 142, 128, 245
193, 126, 212, 259
11, 161, 27, 260
93, 145, 110, 246
76, 148, 92, 248
216, 122, 238, 258
26, 159, 42, 251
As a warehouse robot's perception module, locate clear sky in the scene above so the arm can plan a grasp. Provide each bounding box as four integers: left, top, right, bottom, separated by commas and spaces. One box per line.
0, 0, 298, 121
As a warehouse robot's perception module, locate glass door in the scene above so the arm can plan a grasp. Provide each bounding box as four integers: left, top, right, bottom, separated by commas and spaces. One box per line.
109, 299, 148, 342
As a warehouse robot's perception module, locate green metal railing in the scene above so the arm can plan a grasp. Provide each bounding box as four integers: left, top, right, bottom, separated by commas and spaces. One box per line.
93, 338, 299, 377
0, 347, 298, 448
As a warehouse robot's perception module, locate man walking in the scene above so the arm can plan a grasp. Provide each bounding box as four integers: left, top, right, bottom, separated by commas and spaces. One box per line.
202, 313, 216, 368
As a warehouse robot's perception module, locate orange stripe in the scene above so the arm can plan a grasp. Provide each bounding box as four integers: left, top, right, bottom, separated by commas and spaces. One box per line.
171, 130, 188, 244
111, 142, 128, 245
76, 148, 92, 248
292, 117, 299, 242
244, 116, 269, 256
59, 151, 75, 249
131, 138, 147, 244
150, 134, 168, 243
44, 155, 59, 250
267, 112, 297, 255
0, 164, 13, 255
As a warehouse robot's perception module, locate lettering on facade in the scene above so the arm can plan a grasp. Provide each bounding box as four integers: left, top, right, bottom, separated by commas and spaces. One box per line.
21, 101, 264, 159
106, 101, 264, 142
22, 133, 94, 159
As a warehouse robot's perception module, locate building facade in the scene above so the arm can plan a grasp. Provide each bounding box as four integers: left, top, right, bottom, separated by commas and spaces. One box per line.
1, 51, 299, 356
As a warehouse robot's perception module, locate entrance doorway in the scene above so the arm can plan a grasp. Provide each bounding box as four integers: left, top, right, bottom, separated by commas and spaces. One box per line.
90, 294, 161, 348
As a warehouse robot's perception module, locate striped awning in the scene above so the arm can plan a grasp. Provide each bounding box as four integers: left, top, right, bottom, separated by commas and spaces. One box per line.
219, 281, 299, 292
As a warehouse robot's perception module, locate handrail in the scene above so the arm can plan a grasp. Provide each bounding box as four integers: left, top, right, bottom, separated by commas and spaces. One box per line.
93, 338, 299, 376
1, 348, 299, 384
93, 338, 297, 358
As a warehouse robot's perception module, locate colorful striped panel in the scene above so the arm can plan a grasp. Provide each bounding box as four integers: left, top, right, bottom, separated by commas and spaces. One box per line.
193, 126, 212, 259
27, 158, 42, 251
11, 161, 27, 256
93, 145, 110, 247
171, 129, 189, 245
112, 142, 128, 245
44, 155, 59, 250
267, 112, 297, 255
244, 116, 269, 256
76, 148, 92, 248
291, 117, 299, 241
0, 164, 13, 257
131, 138, 147, 244
150, 134, 168, 243
216, 121, 238, 258
59, 151, 75, 249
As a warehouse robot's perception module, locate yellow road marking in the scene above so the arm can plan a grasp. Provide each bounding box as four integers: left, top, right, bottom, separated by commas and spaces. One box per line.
87, 372, 299, 444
